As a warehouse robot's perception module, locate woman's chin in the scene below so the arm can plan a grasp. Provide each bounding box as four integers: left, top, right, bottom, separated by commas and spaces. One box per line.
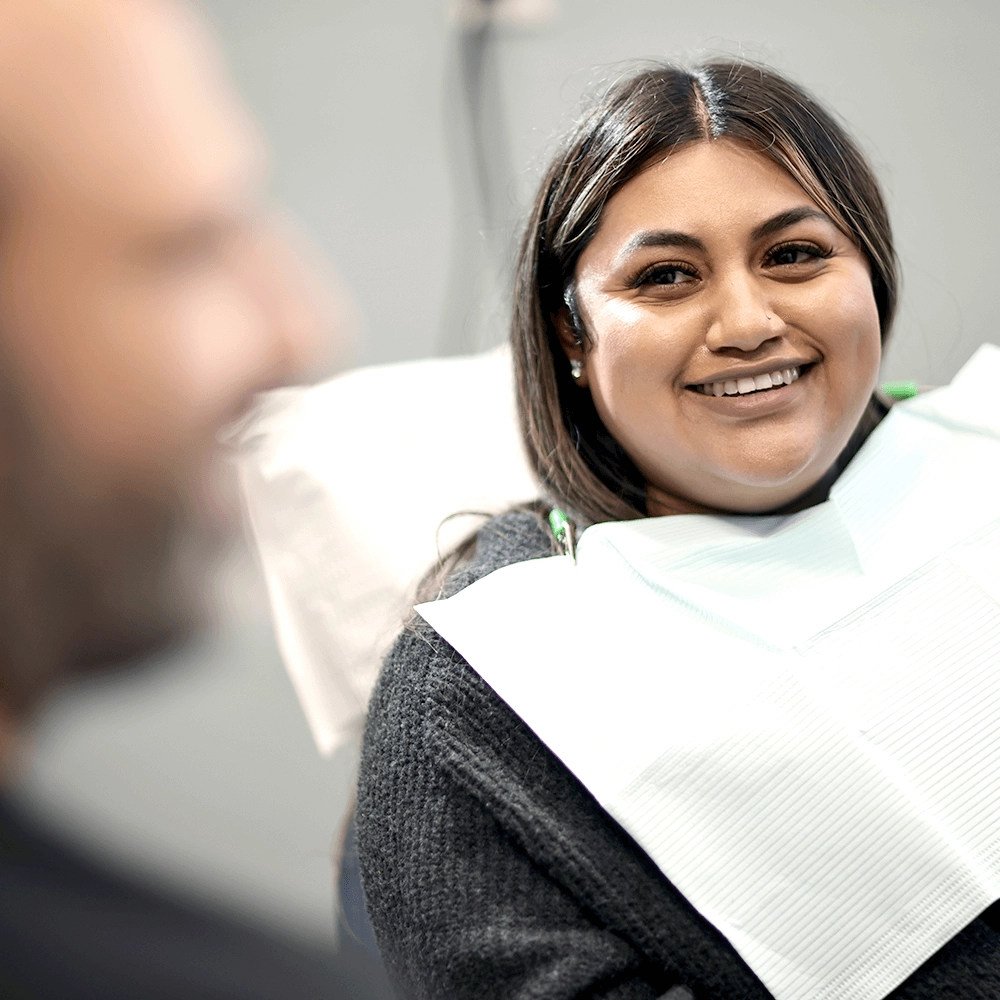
713, 432, 831, 489
674, 456, 828, 514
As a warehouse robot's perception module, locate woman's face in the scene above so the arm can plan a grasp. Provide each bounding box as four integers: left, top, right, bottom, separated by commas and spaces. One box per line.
563, 139, 881, 514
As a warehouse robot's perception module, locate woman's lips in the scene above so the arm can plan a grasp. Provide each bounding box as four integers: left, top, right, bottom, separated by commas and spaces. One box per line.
686, 363, 816, 408
694, 365, 802, 397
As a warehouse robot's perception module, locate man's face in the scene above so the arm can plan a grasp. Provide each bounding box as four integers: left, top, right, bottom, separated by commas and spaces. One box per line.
0, 0, 332, 708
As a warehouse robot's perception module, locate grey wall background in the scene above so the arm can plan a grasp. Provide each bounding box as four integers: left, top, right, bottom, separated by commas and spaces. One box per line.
13, 0, 1000, 954
205, 0, 1000, 382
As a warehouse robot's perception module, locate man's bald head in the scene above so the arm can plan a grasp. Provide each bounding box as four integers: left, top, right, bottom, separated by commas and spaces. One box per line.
0, 0, 332, 720
0, 0, 258, 202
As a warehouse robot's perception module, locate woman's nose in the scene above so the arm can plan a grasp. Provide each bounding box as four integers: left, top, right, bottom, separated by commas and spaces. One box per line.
704, 272, 781, 354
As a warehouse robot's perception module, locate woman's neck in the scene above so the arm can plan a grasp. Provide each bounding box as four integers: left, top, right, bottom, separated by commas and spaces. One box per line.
645, 486, 716, 517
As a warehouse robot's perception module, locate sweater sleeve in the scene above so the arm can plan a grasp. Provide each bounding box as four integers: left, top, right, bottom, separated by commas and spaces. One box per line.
356, 625, 671, 1000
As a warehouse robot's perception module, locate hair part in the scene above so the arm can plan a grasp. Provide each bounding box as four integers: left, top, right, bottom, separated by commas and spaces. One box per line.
691, 69, 725, 138
512, 59, 899, 527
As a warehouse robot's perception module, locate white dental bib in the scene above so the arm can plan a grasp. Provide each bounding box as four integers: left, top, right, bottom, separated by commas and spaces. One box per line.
416, 344, 1000, 1000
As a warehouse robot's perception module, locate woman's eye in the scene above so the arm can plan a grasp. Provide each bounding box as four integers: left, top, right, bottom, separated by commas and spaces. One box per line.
640, 266, 696, 286
768, 244, 826, 267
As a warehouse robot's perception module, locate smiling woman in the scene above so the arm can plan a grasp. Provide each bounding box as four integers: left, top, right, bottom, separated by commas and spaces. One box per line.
516, 62, 896, 525
355, 63, 1000, 1000
561, 142, 882, 515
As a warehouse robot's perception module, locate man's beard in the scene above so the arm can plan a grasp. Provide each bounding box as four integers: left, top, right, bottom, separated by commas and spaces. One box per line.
0, 458, 227, 716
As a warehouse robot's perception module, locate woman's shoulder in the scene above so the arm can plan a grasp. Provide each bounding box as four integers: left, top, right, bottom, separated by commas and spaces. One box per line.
362, 507, 554, 752
439, 506, 555, 599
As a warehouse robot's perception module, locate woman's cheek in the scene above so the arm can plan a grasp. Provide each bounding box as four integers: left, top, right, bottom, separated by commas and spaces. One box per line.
595, 343, 675, 435
816, 266, 881, 349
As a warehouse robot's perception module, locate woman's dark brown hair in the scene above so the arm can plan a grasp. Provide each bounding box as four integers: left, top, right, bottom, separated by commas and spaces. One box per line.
513, 60, 899, 526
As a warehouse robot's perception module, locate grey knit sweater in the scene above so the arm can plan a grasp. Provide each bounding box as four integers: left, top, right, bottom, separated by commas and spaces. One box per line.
357, 511, 1000, 1000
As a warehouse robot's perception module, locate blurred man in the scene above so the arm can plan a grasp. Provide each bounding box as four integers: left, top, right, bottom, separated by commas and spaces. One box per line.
0, 1, 389, 996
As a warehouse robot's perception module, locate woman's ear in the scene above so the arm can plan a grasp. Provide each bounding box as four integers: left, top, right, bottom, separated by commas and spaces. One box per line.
554, 308, 589, 388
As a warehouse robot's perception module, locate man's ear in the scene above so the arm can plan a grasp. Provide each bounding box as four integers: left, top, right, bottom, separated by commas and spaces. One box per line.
554, 308, 589, 388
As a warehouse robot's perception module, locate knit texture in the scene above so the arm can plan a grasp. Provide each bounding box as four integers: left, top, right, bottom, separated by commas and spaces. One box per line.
357, 511, 1000, 1000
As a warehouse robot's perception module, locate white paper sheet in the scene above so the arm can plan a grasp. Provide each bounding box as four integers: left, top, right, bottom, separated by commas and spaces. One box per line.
237, 347, 538, 755
417, 343, 1000, 1000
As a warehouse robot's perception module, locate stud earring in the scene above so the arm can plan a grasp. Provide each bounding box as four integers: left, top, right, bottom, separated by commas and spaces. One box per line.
570, 359, 583, 380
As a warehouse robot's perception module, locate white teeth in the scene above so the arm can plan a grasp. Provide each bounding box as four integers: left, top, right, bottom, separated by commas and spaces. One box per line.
699, 365, 802, 397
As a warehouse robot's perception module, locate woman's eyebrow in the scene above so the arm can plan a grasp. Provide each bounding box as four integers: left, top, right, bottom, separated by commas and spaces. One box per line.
751, 207, 833, 242
615, 207, 833, 262
617, 230, 706, 261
